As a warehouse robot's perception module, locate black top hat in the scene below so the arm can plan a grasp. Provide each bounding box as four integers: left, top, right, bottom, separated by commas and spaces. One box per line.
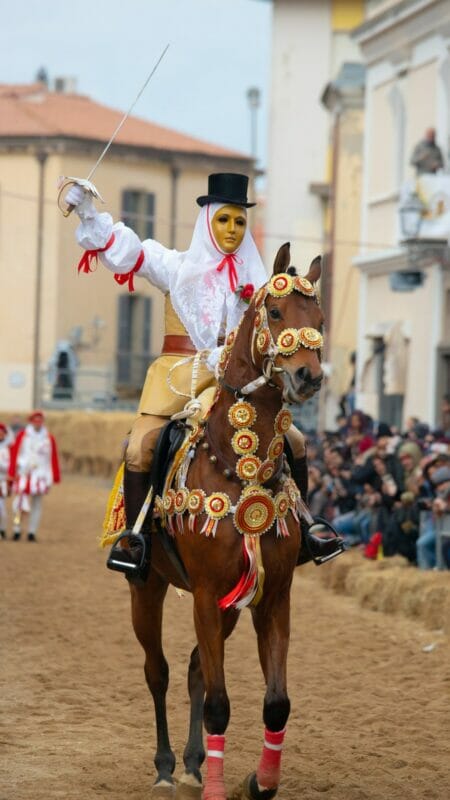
197, 173, 256, 208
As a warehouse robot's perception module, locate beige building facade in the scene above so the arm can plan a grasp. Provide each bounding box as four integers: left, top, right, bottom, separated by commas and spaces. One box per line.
353, 0, 450, 429
0, 84, 253, 412
265, 0, 365, 429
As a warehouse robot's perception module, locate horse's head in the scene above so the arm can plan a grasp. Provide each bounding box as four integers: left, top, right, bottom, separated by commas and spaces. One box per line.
252, 242, 324, 403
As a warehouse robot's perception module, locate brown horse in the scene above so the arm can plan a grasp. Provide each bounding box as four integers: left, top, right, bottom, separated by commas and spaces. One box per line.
129, 243, 324, 800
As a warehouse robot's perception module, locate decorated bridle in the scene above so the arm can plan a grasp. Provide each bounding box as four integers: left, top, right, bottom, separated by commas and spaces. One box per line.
217, 271, 324, 397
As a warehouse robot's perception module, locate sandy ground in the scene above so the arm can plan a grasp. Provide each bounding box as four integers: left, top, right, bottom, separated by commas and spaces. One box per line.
1, 475, 449, 800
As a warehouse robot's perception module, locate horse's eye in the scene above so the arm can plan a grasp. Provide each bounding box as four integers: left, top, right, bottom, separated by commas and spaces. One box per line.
269, 307, 281, 320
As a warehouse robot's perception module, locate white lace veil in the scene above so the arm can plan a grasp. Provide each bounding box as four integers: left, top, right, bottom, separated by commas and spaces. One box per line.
169, 203, 267, 352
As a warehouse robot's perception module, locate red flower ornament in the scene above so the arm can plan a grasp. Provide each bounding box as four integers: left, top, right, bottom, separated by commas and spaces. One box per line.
237, 283, 255, 304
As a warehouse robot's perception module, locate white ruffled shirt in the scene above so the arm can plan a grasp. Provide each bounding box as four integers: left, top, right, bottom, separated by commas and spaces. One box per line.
76, 201, 268, 371
15, 425, 55, 495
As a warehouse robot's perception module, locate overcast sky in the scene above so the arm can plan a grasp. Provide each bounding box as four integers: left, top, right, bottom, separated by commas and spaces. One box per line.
0, 0, 272, 163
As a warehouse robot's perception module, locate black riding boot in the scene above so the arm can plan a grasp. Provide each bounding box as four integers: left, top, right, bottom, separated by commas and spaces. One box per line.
106, 468, 152, 583
292, 455, 344, 566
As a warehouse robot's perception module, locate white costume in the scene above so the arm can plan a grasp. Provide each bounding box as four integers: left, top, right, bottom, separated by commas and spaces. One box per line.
75, 199, 267, 372
67, 177, 269, 470
10, 422, 60, 539
0, 427, 13, 536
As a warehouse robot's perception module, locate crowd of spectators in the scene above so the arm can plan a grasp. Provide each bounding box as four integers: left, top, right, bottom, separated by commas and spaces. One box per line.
305, 407, 450, 570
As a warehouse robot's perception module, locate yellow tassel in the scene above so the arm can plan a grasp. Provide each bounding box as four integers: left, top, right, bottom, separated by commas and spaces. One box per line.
100, 462, 126, 549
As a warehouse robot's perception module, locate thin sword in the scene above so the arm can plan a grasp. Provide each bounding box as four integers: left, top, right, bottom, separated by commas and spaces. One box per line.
87, 42, 170, 181
58, 43, 170, 215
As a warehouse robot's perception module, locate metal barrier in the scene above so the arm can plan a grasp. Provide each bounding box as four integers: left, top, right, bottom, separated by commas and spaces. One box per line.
435, 513, 450, 570
39, 367, 138, 411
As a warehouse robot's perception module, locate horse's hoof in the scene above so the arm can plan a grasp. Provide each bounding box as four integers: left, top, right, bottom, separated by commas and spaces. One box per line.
242, 773, 278, 800
151, 780, 176, 799
175, 772, 202, 800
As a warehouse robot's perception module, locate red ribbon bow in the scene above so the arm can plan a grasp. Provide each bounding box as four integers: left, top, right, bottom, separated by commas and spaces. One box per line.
113, 250, 145, 293
216, 253, 240, 293
77, 233, 115, 275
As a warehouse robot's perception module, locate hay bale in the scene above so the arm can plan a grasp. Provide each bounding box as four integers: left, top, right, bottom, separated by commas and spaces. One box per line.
1, 409, 136, 478
321, 550, 450, 633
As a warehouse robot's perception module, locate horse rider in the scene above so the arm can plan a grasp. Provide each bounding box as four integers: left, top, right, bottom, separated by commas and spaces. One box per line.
65, 173, 342, 570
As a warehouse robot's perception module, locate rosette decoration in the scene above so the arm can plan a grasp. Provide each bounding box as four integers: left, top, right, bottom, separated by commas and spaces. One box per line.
228, 400, 257, 430
187, 489, 206, 533
201, 492, 231, 537
234, 490, 276, 537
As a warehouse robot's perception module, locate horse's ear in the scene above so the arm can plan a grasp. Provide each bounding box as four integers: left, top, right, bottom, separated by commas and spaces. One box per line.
273, 242, 291, 275
305, 255, 322, 284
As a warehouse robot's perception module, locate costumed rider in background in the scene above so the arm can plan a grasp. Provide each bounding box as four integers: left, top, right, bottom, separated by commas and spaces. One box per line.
65, 172, 341, 574
0, 422, 13, 540
9, 411, 61, 542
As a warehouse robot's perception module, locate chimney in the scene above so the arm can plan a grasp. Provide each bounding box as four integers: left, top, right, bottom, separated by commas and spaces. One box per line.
54, 76, 77, 94
35, 67, 49, 87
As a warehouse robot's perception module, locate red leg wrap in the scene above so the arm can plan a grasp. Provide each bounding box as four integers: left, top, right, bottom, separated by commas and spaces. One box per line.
256, 727, 286, 790
203, 734, 226, 800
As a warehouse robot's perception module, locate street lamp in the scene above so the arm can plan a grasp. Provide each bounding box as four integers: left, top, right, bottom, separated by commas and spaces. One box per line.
398, 191, 425, 239
246, 86, 261, 161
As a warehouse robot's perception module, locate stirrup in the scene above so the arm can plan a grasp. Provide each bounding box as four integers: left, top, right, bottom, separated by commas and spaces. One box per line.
303, 517, 345, 566
106, 529, 149, 583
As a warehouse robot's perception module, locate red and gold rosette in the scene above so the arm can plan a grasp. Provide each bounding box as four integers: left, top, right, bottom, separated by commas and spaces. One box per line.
277, 328, 300, 355
174, 488, 189, 515
274, 409, 292, 435
163, 489, 176, 516
218, 347, 230, 374
256, 459, 276, 484
205, 492, 231, 519
236, 455, 261, 482
284, 477, 300, 504
256, 329, 271, 355
226, 330, 236, 349
267, 273, 294, 297
232, 429, 259, 456
233, 491, 276, 536
254, 310, 264, 332
187, 489, 206, 516
254, 286, 266, 310
228, 400, 257, 429
267, 435, 284, 460
298, 327, 323, 351
294, 276, 315, 297
274, 491, 289, 519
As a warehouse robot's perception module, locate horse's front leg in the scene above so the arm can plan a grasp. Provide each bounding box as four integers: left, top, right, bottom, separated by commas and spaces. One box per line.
175, 645, 205, 800
130, 569, 176, 797
192, 591, 235, 800
244, 589, 292, 800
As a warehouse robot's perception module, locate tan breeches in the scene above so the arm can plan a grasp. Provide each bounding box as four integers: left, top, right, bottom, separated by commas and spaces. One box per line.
126, 414, 168, 472
126, 412, 306, 473
126, 386, 218, 472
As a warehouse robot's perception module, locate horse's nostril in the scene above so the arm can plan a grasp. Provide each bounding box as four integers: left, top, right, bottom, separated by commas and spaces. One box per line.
295, 367, 311, 384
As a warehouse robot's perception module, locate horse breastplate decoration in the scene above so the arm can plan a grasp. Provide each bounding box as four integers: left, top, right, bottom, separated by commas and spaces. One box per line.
156, 272, 323, 546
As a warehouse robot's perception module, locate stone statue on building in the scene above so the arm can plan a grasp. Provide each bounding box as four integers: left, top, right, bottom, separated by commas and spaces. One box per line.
410, 128, 444, 175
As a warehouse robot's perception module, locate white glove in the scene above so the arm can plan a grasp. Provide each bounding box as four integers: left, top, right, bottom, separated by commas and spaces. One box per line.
65, 182, 97, 220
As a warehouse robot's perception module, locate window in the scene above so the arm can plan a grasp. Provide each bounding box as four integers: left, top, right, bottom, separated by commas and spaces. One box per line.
116, 294, 153, 394
121, 190, 155, 240
373, 337, 404, 429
